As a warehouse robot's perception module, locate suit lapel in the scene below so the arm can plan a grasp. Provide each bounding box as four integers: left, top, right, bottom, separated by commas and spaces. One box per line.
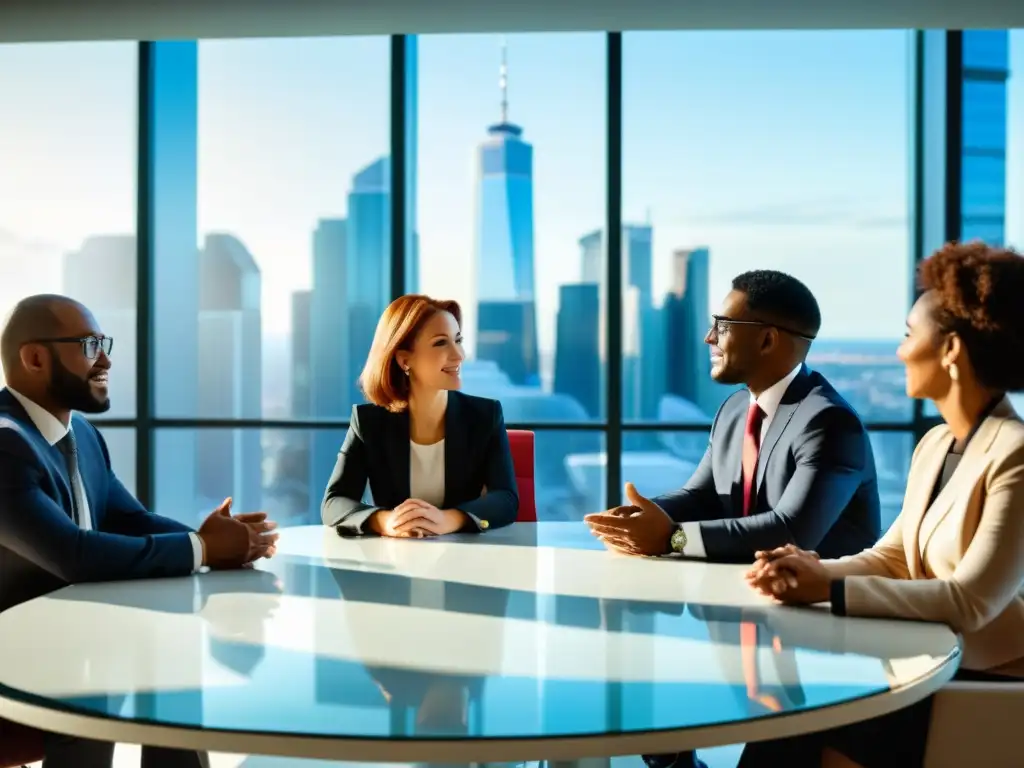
914, 403, 1009, 566
442, 392, 467, 509
903, 431, 952, 578
388, 409, 411, 503
0, 389, 76, 519
754, 368, 811, 492
38, 439, 76, 521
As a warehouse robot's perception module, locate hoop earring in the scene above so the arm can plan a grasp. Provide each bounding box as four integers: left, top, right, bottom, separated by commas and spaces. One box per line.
949, 363, 959, 382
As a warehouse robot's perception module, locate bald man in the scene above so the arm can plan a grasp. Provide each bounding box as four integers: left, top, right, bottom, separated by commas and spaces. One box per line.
0, 295, 279, 768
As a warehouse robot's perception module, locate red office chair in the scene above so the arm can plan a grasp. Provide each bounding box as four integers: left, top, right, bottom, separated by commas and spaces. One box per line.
0, 717, 45, 767
507, 430, 536, 522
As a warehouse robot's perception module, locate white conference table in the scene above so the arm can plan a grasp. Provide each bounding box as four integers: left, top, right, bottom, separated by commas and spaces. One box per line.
0, 523, 960, 763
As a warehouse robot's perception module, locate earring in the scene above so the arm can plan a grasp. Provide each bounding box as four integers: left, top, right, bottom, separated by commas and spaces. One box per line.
403, 368, 410, 377
949, 363, 959, 382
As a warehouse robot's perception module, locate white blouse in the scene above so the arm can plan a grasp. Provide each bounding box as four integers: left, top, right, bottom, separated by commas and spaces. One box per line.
409, 439, 446, 508
408, 439, 447, 610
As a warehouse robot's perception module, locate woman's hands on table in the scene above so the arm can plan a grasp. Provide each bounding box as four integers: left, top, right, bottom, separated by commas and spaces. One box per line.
746, 544, 831, 605
369, 502, 467, 538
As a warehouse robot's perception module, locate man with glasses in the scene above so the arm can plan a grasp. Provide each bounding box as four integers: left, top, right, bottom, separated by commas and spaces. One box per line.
586, 270, 881, 768
586, 269, 879, 562
0, 294, 279, 768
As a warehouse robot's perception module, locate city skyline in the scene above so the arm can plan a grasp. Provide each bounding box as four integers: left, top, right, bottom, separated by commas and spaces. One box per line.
0, 31, 1021, 526
4, 31, 1022, 357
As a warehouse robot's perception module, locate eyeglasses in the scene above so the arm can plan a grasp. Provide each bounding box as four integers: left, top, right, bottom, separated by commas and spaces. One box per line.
31, 335, 113, 360
710, 315, 816, 343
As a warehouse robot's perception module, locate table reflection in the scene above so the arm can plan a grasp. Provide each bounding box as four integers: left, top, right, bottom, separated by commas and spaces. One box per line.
0, 527, 956, 744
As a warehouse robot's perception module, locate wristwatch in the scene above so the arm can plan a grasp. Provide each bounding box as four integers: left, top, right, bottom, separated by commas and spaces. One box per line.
670, 525, 687, 554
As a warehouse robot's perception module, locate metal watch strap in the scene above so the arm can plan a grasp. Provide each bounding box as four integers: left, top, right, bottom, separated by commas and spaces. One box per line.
670, 525, 687, 553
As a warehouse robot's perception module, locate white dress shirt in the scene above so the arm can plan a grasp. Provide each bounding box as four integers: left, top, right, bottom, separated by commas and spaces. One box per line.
677, 364, 804, 558
8, 388, 204, 572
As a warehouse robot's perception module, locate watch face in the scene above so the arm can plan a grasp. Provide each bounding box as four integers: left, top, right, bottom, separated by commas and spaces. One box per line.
671, 527, 687, 553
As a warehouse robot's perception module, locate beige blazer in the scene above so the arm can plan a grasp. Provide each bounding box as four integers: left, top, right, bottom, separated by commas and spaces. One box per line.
823, 398, 1024, 674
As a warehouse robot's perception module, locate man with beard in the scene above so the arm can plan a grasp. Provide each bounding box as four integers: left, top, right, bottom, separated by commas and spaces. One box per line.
585, 271, 881, 768
0, 294, 279, 768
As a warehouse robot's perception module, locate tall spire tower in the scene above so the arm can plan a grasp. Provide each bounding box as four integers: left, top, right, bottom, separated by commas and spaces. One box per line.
473, 38, 539, 386
499, 37, 509, 124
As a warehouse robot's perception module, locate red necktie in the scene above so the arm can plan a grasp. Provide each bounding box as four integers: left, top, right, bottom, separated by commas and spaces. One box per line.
742, 402, 765, 517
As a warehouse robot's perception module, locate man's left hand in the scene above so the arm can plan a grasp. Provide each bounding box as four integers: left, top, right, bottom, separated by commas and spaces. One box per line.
584, 482, 675, 557
233, 511, 279, 561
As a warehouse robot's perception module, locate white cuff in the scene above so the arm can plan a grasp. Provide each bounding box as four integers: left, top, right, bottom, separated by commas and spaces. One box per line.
679, 522, 707, 559
188, 532, 204, 573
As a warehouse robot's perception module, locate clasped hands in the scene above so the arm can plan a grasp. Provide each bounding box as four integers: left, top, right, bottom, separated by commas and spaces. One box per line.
370, 501, 466, 538
745, 544, 831, 605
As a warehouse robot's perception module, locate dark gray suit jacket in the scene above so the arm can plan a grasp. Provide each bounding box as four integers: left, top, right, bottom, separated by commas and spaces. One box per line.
322, 391, 519, 535
654, 367, 880, 562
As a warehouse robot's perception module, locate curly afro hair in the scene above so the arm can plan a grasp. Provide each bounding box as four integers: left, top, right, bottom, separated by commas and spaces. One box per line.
917, 241, 1024, 392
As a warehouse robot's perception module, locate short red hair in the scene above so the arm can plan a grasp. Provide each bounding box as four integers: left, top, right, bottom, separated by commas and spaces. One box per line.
359, 294, 463, 412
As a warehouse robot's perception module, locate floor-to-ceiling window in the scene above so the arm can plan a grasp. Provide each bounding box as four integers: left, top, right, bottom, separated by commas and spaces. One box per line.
0, 42, 139, 492
415, 33, 608, 522
621, 30, 916, 530
6, 31, 1006, 529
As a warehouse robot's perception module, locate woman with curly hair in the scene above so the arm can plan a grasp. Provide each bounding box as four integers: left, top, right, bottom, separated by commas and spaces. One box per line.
742, 241, 1024, 768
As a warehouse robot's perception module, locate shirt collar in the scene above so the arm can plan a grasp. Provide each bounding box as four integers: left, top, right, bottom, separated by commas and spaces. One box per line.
749, 364, 804, 422
7, 387, 71, 446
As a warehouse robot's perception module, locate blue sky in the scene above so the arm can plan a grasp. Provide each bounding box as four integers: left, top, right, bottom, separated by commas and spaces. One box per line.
0, 31, 1021, 355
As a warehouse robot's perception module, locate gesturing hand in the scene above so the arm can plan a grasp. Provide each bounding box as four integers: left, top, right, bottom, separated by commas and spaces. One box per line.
391, 500, 466, 537
197, 498, 279, 569
583, 482, 675, 556
745, 547, 830, 605
234, 510, 280, 562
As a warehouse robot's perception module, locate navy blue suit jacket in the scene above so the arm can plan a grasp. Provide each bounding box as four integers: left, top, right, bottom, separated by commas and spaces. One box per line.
653, 367, 881, 562
0, 388, 195, 612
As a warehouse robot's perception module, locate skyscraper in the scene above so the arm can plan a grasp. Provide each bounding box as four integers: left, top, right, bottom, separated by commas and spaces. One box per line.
310, 218, 349, 420
553, 283, 601, 418
62, 235, 138, 492
663, 247, 728, 419
273, 289, 314, 521
579, 231, 602, 284
475, 42, 539, 386
304, 157, 395, 521
291, 290, 312, 418
577, 225, 653, 302
309, 218, 349, 521
62, 235, 137, 421
347, 157, 392, 409
960, 31, 1009, 245
576, 225, 657, 418
197, 233, 263, 512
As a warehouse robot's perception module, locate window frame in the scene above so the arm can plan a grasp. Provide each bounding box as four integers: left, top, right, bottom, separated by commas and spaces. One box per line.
84, 32, 956, 512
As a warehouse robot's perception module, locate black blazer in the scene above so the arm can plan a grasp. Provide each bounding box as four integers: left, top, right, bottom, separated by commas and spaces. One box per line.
322, 391, 519, 535
654, 367, 881, 562
0, 388, 195, 612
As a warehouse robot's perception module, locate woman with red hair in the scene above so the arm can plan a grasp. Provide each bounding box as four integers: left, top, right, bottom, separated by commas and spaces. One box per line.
321, 294, 518, 538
